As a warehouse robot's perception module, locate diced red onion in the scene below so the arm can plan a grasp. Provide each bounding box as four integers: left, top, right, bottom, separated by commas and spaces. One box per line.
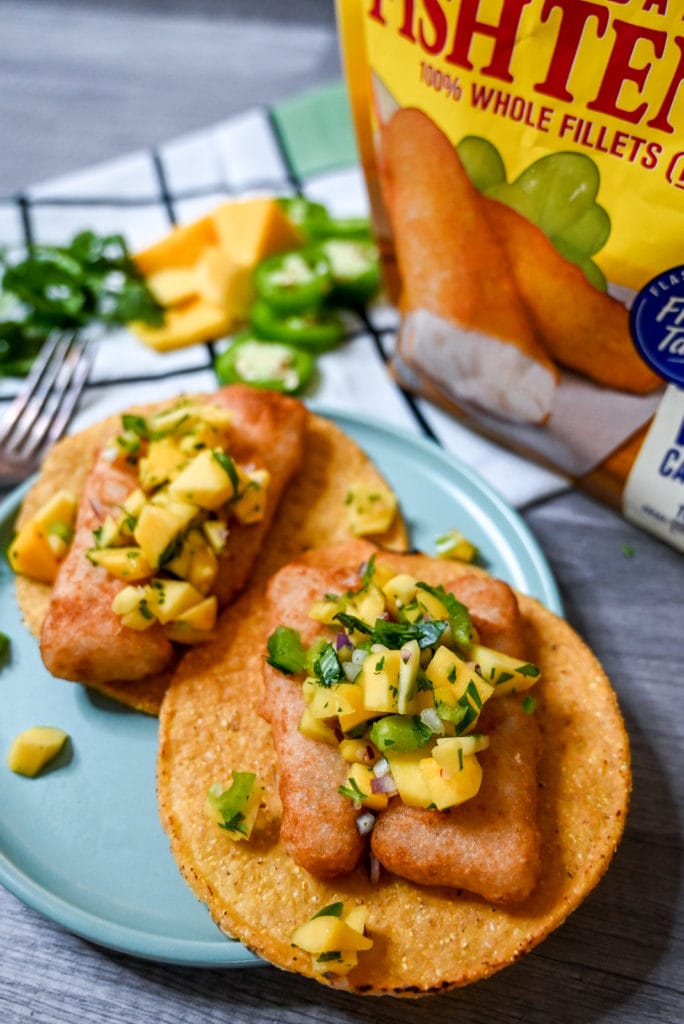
368, 854, 381, 884
356, 811, 376, 836
370, 774, 397, 796
372, 757, 390, 778
351, 648, 368, 666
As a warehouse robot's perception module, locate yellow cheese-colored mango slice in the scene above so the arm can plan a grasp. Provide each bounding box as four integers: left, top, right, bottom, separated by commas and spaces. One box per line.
146, 267, 199, 307
129, 299, 232, 351
135, 216, 217, 275
7, 726, 69, 777
211, 197, 303, 266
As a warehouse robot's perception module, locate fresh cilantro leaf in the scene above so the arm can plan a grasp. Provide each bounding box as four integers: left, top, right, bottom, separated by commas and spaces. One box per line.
266, 626, 307, 675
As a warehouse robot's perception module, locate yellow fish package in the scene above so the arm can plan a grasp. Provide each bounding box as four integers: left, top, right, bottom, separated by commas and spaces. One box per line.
337, 0, 684, 552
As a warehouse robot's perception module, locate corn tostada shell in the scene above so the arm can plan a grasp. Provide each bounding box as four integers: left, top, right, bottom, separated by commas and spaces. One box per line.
157, 541, 630, 996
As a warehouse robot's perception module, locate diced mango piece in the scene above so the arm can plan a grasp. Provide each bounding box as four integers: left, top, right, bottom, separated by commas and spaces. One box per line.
469, 644, 541, 697
345, 482, 397, 536
32, 490, 77, 534
138, 437, 188, 491
232, 468, 270, 524
385, 748, 434, 807
382, 573, 417, 617
344, 762, 388, 810
212, 197, 304, 267
8, 489, 78, 583
134, 504, 186, 568
168, 448, 237, 510
146, 267, 198, 307
130, 298, 232, 352
7, 726, 69, 777
172, 594, 217, 632
134, 215, 217, 275
432, 734, 490, 769
420, 752, 483, 810
202, 518, 229, 554
344, 582, 386, 630
359, 647, 402, 713
298, 706, 338, 746
144, 579, 204, 624
87, 546, 153, 581
164, 621, 214, 645
7, 520, 62, 584
291, 914, 372, 955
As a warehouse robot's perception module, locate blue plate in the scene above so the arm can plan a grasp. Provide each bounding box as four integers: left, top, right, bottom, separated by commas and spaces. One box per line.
0, 409, 561, 966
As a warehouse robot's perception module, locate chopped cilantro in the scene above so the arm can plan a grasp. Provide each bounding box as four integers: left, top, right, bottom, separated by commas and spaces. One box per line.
311, 901, 344, 919
212, 449, 240, 496
121, 413, 150, 439
266, 626, 307, 675
522, 695, 537, 714
313, 642, 344, 688
0, 632, 9, 663
333, 611, 445, 650
416, 582, 473, 650
208, 771, 257, 836
338, 776, 367, 802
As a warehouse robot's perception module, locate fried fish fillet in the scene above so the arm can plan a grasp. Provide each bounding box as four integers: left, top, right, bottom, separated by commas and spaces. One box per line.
379, 108, 558, 425
16, 402, 407, 713
262, 542, 540, 894
262, 555, 370, 878
371, 697, 541, 902
39, 385, 307, 685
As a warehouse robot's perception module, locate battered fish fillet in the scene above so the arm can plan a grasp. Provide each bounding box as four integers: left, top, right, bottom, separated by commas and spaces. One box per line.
263, 541, 541, 895
40, 385, 307, 684
371, 563, 541, 902
370, 697, 542, 903
263, 554, 369, 878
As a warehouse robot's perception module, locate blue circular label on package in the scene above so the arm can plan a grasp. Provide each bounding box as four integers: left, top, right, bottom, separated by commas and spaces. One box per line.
630, 265, 684, 386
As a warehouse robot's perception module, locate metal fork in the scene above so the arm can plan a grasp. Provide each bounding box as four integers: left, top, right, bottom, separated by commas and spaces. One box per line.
0, 330, 94, 487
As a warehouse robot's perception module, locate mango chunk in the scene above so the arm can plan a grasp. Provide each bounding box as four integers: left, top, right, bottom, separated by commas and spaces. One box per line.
134, 215, 217, 275
8, 489, 77, 583
211, 197, 303, 266
232, 468, 270, 524
345, 483, 397, 537
146, 267, 198, 307
7, 520, 62, 583
342, 762, 389, 811
134, 503, 186, 568
291, 913, 372, 955
420, 751, 483, 810
8, 726, 69, 777
145, 579, 204, 624
168, 448, 237, 510
130, 298, 232, 352
87, 546, 153, 581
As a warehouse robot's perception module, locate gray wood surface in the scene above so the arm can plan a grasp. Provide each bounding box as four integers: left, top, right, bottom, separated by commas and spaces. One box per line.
0, 3, 682, 1023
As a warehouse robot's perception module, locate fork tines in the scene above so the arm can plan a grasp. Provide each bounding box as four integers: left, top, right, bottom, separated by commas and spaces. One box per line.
0, 330, 94, 478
